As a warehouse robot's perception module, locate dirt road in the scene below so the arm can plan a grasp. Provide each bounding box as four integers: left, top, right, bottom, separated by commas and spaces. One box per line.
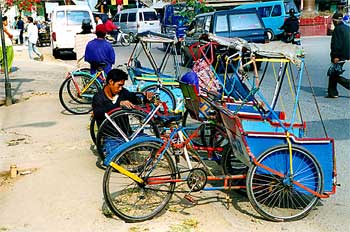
0, 42, 349, 232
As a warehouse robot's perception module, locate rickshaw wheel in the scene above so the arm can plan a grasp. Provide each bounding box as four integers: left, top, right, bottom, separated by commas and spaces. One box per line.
246, 145, 323, 221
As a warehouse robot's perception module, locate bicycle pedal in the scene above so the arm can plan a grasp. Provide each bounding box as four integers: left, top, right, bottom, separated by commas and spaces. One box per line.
184, 194, 197, 204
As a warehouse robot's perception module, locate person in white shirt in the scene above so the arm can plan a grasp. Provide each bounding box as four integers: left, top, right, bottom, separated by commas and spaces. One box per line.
27, 16, 43, 61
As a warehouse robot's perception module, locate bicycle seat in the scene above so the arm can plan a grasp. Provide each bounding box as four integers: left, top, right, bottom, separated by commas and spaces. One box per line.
155, 112, 183, 127
91, 62, 107, 71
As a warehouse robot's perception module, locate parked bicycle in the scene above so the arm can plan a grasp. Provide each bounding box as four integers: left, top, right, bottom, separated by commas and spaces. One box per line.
59, 63, 106, 114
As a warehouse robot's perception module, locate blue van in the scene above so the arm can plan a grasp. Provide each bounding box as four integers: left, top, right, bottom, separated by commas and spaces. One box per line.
234, 0, 299, 40
181, 8, 267, 67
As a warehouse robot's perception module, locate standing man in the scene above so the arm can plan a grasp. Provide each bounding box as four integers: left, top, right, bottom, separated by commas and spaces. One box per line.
16, 16, 24, 44
84, 24, 115, 75
27, 17, 43, 61
326, 12, 350, 98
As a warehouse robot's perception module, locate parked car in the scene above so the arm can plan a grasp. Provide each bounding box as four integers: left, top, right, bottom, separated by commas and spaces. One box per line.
112, 7, 161, 41
181, 8, 268, 67
50, 5, 96, 58
234, 0, 299, 40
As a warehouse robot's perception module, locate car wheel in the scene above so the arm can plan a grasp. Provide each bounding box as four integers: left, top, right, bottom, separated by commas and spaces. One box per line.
266, 29, 275, 41
180, 49, 192, 68
129, 33, 135, 43
52, 48, 59, 59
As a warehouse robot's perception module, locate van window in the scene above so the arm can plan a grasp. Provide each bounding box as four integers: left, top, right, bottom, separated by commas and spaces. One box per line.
205, 16, 211, 32
195, 17, 205, 32
258, 6, 272, 18
229, 13, 263, 30
271, 5, 282, 17
113, 14, 120, 22
66, 10, 90, 25
215, 15, 228, 32
128, 13, 136, 22
139, 12, 143, 21
56, 11, 66, 26
120, 13, 127, 22
144, 12, 158, 21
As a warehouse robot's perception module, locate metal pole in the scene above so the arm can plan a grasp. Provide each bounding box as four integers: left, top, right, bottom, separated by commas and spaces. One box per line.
0, 4, 12, 105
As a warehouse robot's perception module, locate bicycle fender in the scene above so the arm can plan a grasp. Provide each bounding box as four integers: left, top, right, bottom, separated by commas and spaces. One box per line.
103, 136, 164, 166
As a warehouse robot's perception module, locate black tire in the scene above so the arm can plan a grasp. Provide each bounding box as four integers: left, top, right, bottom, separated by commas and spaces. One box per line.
221, 145, 248, 192
59, 74, 100, 114
181, 111, 207, 147
103, 141, 176, 222
266, 29, 275, 41
90, 116, 98, 145
52, 48, 59, 59
246, 145, 323, 221
141, 85, 176, 111
121, 34, 131, 46
200, 123, 228, 162
96, 109, 160, 161
180, 48, 192, 68
129, 33, 135, 43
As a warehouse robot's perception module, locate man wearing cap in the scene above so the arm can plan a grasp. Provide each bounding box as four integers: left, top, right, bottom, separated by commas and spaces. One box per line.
84, 24, 115, 75
326, 12, 350, 98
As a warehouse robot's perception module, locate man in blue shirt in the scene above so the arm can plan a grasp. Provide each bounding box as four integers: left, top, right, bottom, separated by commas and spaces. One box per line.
84, 24, 115, 75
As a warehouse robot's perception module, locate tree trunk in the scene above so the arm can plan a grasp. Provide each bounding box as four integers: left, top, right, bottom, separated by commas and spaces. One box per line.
303, 0, 316, 13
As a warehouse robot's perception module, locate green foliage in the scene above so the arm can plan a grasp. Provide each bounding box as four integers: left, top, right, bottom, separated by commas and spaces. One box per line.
177, 0, 213, 24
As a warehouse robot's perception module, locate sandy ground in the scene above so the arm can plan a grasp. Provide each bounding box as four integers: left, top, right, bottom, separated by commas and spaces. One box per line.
0, 42, 349, 232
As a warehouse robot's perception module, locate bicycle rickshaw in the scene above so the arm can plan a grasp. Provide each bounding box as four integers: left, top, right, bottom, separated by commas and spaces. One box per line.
100, 36, 337, 223
127, 31, 185, 111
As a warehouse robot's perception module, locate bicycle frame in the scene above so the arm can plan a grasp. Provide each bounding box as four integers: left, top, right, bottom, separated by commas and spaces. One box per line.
68, 70, 105, 96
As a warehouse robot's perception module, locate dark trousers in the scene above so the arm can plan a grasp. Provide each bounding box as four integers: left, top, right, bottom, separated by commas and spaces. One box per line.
19, 29, 23, 44
328, 63, 350, 96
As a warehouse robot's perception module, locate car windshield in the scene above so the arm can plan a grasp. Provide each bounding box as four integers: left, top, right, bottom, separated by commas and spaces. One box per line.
229, 13, 263, 31
144, 12, 157, 21
56, 10, 90, 26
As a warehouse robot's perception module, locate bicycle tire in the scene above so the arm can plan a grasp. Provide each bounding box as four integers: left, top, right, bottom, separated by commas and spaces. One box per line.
96, 109, 160, 161
221, 145, 248, 193
89, 116, 98, 145
59, 74, 100, 114
103, 141, 176, 222
246, 145, 323, 221
121, 34, 131, 46
141, 85, 176, 111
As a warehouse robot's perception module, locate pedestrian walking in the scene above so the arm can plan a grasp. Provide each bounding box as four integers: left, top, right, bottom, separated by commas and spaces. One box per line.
27, 16, 43, 61
0, 16, 14, 73
16, 16, 24, 44
326, 12, 350, 98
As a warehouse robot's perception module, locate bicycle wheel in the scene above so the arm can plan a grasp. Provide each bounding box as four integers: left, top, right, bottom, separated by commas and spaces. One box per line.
96, 109, 160, 161
221, 145, 248, 193
89, 116, 98, 145
121, 34, 131, 46
59, 74, 100, 114
141, 85, 176, 111
200, 123, 228, 162
246, 145, 323, 221
103, 141, 176, 222
221, 145, 248, 175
